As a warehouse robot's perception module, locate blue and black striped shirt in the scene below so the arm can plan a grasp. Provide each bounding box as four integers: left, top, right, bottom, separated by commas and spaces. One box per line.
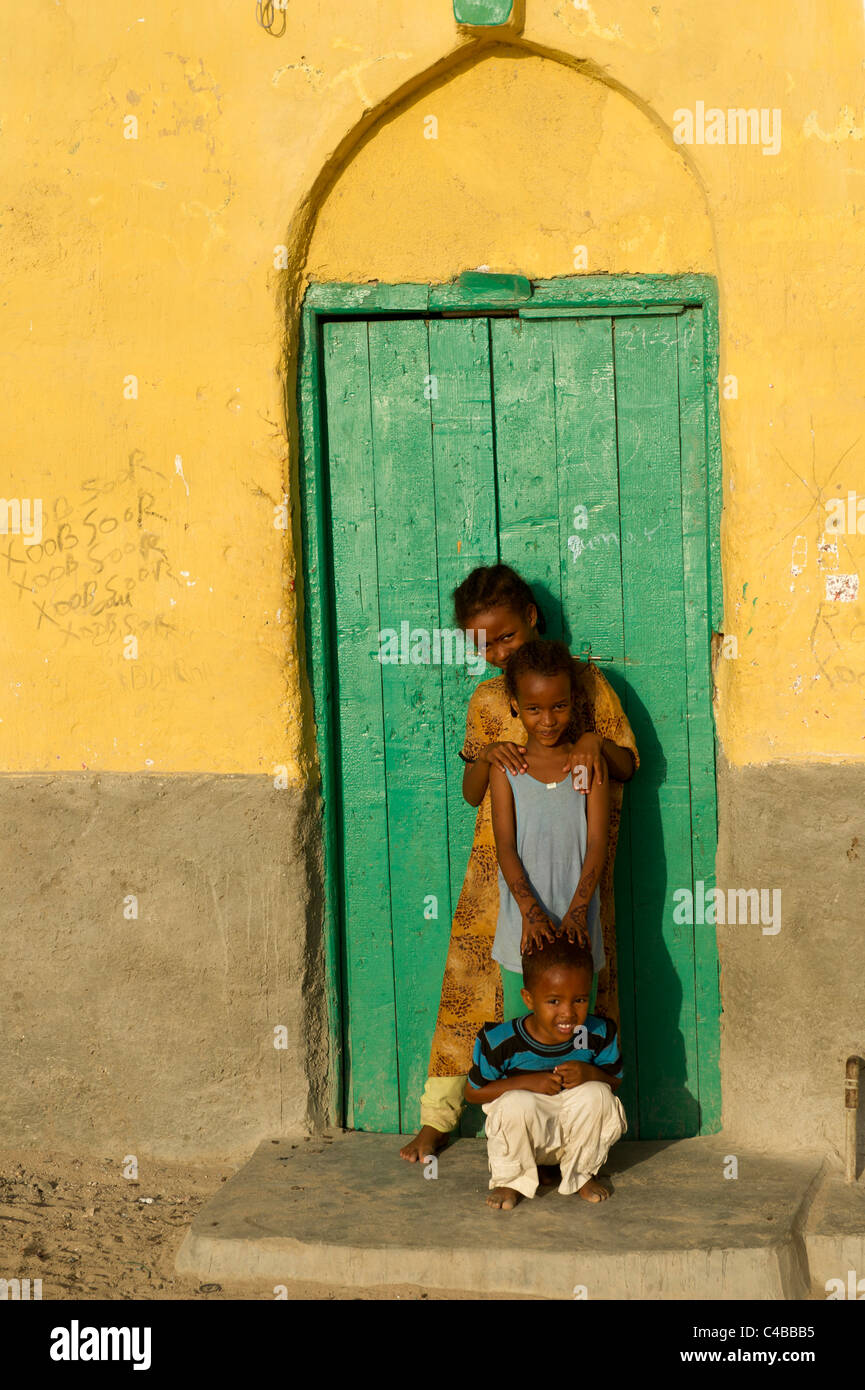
468, 1014, 624, 1090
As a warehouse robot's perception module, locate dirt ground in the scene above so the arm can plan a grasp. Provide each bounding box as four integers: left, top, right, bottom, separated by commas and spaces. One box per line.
0, 1146, 504, 1301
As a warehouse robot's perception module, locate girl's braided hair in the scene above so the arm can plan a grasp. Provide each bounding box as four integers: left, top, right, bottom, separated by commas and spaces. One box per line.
504, 637, 578, 704
452, 564, 547, 633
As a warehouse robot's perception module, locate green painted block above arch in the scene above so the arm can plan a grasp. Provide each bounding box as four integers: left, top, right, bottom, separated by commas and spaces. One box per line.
453, 0, 514, 25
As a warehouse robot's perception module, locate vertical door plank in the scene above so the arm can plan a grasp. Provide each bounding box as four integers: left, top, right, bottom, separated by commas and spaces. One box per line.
490, 319, 563, 638
322, 320, 399, 1130
550, 315, 639, 1126
429, 318, 499, 1142
612, 793, 639, 1131
367, 319, 452, 1133
678, 307, 721, 1133
551, 318, 624, 661
614, 314, 700, 1139
428, 318, 499, 910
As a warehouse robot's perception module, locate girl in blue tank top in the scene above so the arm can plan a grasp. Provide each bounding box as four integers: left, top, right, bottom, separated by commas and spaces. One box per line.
489, 640, 611, 1012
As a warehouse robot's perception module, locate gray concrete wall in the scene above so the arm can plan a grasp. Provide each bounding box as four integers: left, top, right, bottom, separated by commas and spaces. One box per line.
716, 757, 865, 1155
3, 761, 863, 1163
0, 774, 329, 1161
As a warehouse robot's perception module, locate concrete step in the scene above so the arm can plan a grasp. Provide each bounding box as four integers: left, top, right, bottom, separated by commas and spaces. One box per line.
175, 1131, 836, 1299
803, 1169, 865, 1297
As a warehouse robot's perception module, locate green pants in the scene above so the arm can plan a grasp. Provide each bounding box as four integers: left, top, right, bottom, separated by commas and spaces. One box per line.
500, 963, 531, 1019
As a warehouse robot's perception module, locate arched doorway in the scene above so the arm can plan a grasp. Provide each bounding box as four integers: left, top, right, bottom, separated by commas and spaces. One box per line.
296, 46, 722, 1139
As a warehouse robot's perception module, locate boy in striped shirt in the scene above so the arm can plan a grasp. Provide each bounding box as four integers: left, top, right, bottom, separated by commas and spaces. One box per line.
466, 938, 626, 1209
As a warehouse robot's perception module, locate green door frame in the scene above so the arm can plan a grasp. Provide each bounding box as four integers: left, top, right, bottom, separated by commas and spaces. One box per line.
297, 273, 723, 1131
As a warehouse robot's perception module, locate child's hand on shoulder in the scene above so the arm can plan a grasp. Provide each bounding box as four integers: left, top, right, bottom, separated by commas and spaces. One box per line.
480, 742, 528, 774
562, 733, 607, 795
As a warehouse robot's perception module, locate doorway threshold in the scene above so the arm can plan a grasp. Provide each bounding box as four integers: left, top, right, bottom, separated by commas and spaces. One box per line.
175, 1131, 851, 1299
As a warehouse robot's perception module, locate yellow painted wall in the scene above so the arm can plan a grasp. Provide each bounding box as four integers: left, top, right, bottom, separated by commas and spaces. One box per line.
3, 2, 864, 773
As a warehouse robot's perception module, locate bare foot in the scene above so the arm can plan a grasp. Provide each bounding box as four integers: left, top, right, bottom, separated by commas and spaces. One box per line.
538, 1164, 561, 1187
486, 1187, 522, 1210
399, 1125, 450, 1163
577, 1176, 610, 1203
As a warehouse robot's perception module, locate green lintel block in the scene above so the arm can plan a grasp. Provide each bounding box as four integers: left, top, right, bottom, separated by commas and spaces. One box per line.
453, 0, 514, 26
457, 271, 532, 302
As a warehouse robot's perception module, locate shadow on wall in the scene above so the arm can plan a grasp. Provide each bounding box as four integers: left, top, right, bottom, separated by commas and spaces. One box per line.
615, 678, 700, 1141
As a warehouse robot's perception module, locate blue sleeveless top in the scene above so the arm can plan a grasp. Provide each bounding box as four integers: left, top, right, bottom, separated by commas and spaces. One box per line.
494, 768, 604, 976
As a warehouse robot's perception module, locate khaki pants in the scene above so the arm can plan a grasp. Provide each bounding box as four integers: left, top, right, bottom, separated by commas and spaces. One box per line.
482, 1081, 626, 1198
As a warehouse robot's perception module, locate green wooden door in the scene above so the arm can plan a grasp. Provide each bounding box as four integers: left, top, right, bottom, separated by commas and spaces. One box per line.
321, 308, 719, 1139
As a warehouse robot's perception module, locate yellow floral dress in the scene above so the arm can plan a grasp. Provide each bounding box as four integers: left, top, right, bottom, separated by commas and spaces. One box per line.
428, 662, 639, 1078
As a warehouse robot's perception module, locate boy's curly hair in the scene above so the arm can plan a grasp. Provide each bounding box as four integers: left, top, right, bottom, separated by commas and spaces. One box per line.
452, 564, 547, 633
504, 637, 577, 704
522, 935, 594, 991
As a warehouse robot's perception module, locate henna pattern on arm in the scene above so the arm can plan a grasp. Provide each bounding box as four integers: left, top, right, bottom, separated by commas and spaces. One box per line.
506, 871, 536, 911
504, 871, 551, 926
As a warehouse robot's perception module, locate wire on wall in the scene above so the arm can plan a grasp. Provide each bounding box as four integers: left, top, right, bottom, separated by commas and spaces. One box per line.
256, 0, 287, 37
